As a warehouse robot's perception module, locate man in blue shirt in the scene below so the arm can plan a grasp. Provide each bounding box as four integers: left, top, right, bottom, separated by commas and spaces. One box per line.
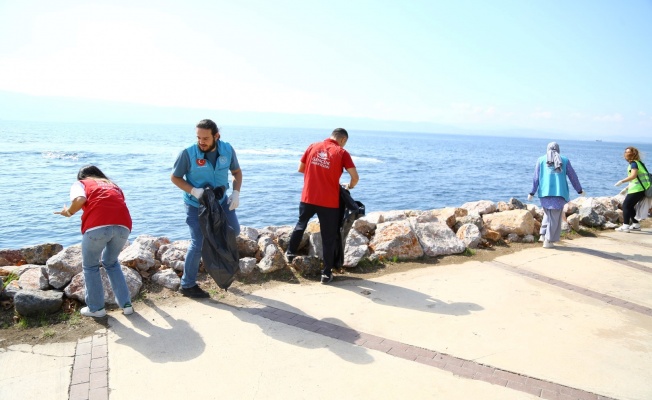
171, 119, 242, 297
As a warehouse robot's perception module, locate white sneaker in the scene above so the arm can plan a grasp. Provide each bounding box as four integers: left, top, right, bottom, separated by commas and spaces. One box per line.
122, 303, 134, 315
615, 224, 631, 232
630, 223, 641, 231
538, 236, 545, 242
543, 239, 554, 248
80, 307, 107, 318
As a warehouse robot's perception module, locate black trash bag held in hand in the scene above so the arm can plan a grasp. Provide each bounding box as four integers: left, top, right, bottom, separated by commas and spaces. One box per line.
334, 187, 366, 268
198, 186, 240, 290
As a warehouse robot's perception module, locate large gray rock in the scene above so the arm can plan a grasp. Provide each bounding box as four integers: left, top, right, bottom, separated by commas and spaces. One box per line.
14, 289, 64, 316
482, 209, 535, 236
343, 230, 370, 267
238, 257, 257, 275
0, 249, 23, 267
21, 243, 63, 265
411, 220, 466, 257
370, 220, 424, 261
237, 226, 260, 258
461, 200, 497, 216
17, 265, 50, 290
119, 235, 168, 272
151, 268, 180, 291
46, 244, 83, 289
158, 240, 189, 272
578, 207, 606, 228
416, 207, 467, 228
291, 256, 322, 276
64, 266, 143, 306
456, 223, 482, 249
257, 236, 285, 273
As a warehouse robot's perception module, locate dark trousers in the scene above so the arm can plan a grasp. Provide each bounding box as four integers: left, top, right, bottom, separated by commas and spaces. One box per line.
287, 202, 340, 277
623, 190, 646, 225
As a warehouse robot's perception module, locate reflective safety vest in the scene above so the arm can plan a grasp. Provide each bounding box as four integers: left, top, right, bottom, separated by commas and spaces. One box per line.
628, 160, 651, 194
183, 142, 233, 207
537, 155, 570, 201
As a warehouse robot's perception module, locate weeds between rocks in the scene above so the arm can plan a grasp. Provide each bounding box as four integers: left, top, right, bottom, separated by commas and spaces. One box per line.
0, 226, 606, 348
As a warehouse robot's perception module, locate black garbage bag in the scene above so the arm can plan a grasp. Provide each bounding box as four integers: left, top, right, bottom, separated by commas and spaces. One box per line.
334, 187, 366, 268
198, 186, 239, 290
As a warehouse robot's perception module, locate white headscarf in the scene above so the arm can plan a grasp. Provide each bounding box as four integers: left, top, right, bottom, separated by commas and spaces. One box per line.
546, 142, 563, 172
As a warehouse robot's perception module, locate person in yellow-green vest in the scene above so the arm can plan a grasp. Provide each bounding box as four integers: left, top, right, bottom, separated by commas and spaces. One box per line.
614, 146, 650, 232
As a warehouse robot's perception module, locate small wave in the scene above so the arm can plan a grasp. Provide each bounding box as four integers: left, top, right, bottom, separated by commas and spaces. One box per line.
42, 151, 81, 161
352, 155, 383, 164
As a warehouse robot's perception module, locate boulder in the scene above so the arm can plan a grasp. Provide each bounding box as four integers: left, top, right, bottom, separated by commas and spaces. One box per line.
461, 200, 497, 216
158, 240, 189, 272
14, 289, 64, 316
411, 220, 466, 257
21, 243, 63, 265
578, 207, 606, 228
46, 244, 83, 289
17, 265, 49, 290
256, 236, 286, 273
417, 207, 467, 228
370, 220, 423, 260
119, 235, 169, 272
0, 249, 24, 267
151, 269, 180, 291
456, 223, 482, 249
482, 209, 535, 236
64, 266, 142, 306
238, 257, 257, 275
343, 230, 370, 267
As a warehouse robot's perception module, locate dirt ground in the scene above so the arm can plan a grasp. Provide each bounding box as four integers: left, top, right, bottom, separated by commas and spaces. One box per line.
0, 228, 602, 348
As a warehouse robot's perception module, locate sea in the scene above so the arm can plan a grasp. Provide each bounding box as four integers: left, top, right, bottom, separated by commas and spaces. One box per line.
1, 120, 650, 250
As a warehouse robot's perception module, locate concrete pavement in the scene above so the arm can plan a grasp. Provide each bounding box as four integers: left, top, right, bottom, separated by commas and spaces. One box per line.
1, 229, 651, 399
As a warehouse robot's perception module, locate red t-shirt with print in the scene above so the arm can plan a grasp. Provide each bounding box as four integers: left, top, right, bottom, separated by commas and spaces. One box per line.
80, 179, 132, 234
300, 138, 355, 208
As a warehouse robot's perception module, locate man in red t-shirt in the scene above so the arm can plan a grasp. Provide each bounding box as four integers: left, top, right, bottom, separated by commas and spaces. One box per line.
286, 128, 359, 283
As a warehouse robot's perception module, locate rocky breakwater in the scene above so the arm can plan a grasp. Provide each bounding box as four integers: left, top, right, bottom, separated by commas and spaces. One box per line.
0, 194, 644, 317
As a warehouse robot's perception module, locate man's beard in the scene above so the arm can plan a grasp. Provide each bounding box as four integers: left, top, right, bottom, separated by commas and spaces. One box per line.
200, 139, 217, 152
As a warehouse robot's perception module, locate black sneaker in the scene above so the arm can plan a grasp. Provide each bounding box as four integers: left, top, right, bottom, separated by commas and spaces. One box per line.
179, 285, 210, 298
320, 274, 333, 284
284, 252, 296, 263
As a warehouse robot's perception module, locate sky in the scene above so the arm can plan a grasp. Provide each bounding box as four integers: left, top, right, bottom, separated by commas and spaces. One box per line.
0, 0, 651, 140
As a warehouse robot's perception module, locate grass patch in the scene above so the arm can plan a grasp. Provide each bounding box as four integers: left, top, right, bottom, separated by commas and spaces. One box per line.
2, 273, 18, 290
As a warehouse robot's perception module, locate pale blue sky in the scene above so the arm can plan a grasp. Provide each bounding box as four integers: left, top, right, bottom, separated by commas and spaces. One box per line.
1, 0, 651, 140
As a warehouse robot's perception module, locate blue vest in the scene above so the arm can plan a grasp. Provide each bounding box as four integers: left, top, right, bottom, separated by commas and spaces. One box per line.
183, 142, 233, 207
537, 155, 570, 201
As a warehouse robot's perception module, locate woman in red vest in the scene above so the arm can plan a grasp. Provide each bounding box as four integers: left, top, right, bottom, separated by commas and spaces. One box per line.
55, 165, 134, 318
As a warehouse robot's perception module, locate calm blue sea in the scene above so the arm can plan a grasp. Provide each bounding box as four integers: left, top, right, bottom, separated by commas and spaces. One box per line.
1, 120, 650, 250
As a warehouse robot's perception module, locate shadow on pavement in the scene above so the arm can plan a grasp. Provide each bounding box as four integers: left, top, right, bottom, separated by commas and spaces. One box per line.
108, 299, 205, 363
332, 276, 484, 316
207, 292, 375, 365
555, 245, 652, 264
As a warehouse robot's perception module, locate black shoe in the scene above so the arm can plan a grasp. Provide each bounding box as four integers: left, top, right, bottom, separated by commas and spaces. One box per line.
320, 274, 333, 284
179, 285, 210, 298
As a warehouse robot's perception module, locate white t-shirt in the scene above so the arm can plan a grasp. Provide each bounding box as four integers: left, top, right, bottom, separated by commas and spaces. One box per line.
69, 181, 86, 201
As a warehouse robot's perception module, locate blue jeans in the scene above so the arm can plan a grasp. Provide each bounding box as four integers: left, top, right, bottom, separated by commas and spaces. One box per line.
182, 199, 240, 289
81, 225, 131, 312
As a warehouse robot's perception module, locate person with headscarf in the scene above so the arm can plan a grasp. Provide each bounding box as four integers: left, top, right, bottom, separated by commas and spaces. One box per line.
614, 146, 650, 232
528, 142, 585, 248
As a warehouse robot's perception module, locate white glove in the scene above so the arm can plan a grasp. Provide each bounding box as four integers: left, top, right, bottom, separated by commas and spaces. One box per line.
228, 190, 240, 210
614, 180, 624, 186
527, 194, 533, 201
190, 187, 204, 199
618, 187, 627, 195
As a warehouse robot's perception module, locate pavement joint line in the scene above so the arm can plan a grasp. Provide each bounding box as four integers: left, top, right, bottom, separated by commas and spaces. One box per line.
488, 260, 652, 317
69, 329, 108, 400
243, 304, 618, 400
